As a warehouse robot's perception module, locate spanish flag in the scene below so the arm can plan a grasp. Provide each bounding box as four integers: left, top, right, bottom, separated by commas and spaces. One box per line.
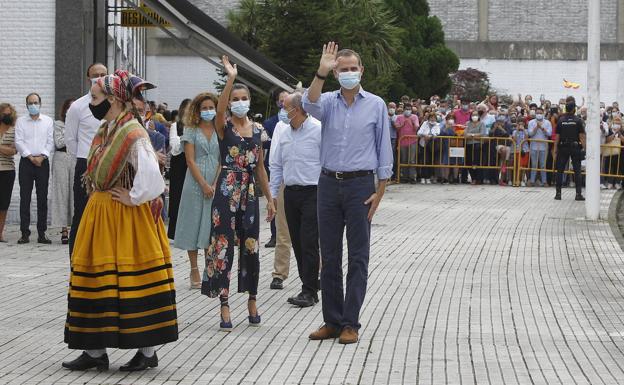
563, 79, 581, 89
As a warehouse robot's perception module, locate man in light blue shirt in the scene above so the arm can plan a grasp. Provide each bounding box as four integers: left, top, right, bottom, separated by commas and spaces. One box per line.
527, 107, 553, 186
270, 92, 322, 308
303, 42, 393, 344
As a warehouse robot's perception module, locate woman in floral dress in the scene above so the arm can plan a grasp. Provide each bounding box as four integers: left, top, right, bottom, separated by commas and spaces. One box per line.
201, 56, 275, 331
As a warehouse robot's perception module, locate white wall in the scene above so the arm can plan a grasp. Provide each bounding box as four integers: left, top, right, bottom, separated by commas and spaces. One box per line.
145, 56, 222, 110
460, 59, 624, 105
0, 0, 55, 117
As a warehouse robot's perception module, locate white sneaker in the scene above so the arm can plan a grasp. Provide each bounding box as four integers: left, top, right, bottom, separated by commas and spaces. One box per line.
521, 181, 526, 187
425, 179, 431, 184
609, 183, 615, 190
420, 178, 425, 184
601, 183, 608, 190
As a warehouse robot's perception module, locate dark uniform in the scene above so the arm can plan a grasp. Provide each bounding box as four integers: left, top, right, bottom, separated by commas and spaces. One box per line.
555, 112, 585, 199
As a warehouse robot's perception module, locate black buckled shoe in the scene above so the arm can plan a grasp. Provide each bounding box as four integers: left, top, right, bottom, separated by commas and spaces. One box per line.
62, 352, 109, 371
119, 351, 158, 372
270, 277, 283, 290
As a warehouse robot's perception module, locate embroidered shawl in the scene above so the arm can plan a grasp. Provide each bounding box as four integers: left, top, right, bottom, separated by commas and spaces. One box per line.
84, 110, 146, 192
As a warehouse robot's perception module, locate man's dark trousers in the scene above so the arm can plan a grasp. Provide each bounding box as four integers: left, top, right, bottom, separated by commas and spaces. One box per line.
318, 173, 375, 330
19, 157, 50, 237
555, 143, 583, 195
69, 158, 88, 255
284, 185, 320, 297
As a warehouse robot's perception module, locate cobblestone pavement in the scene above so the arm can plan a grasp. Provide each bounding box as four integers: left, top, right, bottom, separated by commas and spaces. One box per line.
1, 185, 624, 385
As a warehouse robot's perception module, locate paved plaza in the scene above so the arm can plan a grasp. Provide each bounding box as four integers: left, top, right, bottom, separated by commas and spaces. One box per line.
1, 185, 624, 384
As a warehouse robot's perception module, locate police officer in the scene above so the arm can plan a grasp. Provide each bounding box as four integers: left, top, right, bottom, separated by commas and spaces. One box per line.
554, 96, 585, 201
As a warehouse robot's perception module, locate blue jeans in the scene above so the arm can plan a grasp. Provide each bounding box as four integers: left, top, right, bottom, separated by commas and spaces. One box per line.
530, 149, 547, 183
317, 173, 375, 330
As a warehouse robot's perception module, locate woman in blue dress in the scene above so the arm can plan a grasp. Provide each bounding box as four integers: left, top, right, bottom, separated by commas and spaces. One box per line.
201, 56, 275, 331
174, 93, 221, 289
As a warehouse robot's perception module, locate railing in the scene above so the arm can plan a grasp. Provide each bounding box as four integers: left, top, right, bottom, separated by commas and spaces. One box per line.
397, 135, 624, 186
517, 138, 624, 185
396, 135, 517, 185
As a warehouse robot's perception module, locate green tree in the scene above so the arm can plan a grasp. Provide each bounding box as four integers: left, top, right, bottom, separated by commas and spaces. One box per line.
226, 0, 458, 106
384, 0, 459, 101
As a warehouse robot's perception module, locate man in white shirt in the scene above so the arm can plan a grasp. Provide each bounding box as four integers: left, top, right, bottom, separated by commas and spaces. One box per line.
270, 92, 322, 308
15, 93, 54, 244
65, 62, 107, 254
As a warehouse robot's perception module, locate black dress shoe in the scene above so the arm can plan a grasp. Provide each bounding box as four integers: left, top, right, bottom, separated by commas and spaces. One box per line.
270, 277, 283, 290
264, 238, 276, 248
291, 293, 316, 308
62, 352, 109, 371
17, 235, 29, 244
37, 235, 52, 244
119, 351, 158, 372
575, 194, 585, 201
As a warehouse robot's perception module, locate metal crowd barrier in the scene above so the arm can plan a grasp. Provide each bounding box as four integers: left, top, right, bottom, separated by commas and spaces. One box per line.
516, 138, 624, 185
396, 135, 517, 185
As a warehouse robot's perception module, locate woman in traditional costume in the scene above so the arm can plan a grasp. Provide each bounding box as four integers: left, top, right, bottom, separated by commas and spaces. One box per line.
62, 70, 177, 372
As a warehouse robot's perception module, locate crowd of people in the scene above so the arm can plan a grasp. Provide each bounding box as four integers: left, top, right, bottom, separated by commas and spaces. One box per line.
387, 93, 624, 194
0, 40, 618, 371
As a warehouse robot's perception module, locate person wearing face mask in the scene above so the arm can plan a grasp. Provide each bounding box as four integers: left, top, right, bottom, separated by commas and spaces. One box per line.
490, 121, 511, 186
554, 96, 586, 200
201, 56, 276, 332
269, 92, 322, 308
452, 98, 471, 126
0, 103, 17, 242
14, 92, 54, 244
440, 115, 457, 184
527, 107, 553, 187
51, 98, 75, 245
133, 98, 167, 223
65, 62, 108, 255
603, 116, 624, 189
464, 110, 487, 184
139, 101, 169, 151
395, 103, 420, 183
478, 106, 497, 183
266, 93, 295, 291
167, 98, 191, 240
525, 103, 538, 126
62, 70, 177, 372
388, 102, 398, 181
303, 42, 393, 345
417, 113, 440, 184
263, 90, 289, 249
173, 93, 221, 289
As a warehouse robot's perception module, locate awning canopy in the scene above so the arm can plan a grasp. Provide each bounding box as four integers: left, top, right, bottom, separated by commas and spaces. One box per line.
124, 0, 298, 95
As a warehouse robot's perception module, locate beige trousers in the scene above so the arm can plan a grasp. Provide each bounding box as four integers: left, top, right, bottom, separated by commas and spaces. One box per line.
272, 185, 292, 280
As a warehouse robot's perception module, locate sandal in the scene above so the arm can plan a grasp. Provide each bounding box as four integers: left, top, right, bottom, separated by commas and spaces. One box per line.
190, 267, 202, 289
248, 296, 261, 326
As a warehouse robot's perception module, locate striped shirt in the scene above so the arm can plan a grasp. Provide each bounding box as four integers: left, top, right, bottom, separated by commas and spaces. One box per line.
0, 127, 15, 171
